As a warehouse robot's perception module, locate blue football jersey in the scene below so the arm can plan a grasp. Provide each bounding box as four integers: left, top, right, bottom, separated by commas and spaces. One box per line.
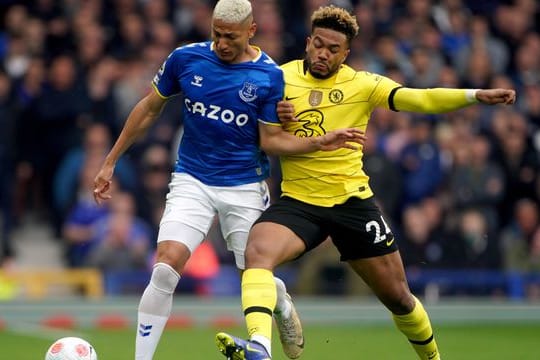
152, 41, 284, 186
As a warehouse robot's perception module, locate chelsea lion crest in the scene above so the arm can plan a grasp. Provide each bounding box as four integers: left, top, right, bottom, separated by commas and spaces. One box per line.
239, 82, 258, 102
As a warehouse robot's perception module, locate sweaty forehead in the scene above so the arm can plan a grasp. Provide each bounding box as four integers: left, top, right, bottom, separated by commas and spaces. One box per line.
212, 18, 249, 34
312, 27, 348, 46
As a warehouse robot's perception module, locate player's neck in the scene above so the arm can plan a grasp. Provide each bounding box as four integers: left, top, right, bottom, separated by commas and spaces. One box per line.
240, 44, 259, 62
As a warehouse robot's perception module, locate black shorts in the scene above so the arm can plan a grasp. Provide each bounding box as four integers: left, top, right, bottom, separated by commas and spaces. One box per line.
254, 196, 398, 261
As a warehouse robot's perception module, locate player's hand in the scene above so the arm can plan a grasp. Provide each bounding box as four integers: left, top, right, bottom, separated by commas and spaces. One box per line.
318, 128, 367, 151
277, 100, 298, 122
476, 89, 516, 105
93, 164, 115, 205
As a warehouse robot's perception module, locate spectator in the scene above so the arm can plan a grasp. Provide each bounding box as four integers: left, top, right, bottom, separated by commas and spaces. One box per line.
86, 191, 151, 271
446, 133, 505, 231
446, 208, 501, 270
61, 155, 112, 267
399, 116, 444, 206
53, 122, 137, 234
362, 125, 403, 219
135, 144, 171, 239
399, 204, 445, 270
500, 199, 540, 273
453, 15, 509, 79
408, 45, 445, 88
12, 57, 46, 221
30, 54, 92, 221
500, 198, 540, 298
0, 70, 16, 265
491, 111, 540, 225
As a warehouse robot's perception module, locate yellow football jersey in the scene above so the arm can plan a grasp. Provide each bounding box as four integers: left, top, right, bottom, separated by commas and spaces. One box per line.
279, 60, 401, 207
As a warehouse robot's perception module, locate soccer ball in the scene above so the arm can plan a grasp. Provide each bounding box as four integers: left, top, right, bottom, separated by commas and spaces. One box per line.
45, 337, 98, 360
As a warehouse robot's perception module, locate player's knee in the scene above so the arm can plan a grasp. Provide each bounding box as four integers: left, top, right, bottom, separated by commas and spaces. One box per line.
155, 241, 192, 272
150, 262, 180, 294
385, 291, 416, 315
244, 239, 273, 264
392, 291, 416, 315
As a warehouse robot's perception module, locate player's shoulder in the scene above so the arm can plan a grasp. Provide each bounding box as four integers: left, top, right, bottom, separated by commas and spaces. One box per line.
172, 41, 211, 55
342, 66, 394, 87
169, 41, 212, 59
338, 64, 380, 81
254, 48, 283, 73
280, 60, 303, 73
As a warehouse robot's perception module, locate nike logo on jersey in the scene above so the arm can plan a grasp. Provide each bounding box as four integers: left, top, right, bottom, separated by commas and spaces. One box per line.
386, 238, 395, 247
285, 96, 299, 101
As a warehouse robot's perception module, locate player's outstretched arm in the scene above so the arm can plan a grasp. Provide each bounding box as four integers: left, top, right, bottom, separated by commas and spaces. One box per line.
475, 89, 516, 105
93, 90, 167, 205
393, 87, 516, 114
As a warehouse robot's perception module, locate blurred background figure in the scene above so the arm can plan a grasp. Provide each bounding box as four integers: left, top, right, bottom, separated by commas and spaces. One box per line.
86, 191, 151, 271
0, 70, 16, 267
61, 154, 117, 268
54, 122, 137, 237
500, 199, 540, 298
135, 143, 172, 240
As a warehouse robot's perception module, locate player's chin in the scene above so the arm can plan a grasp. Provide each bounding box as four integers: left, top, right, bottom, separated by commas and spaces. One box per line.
310, 67, 331, 79
216, 52, 234, 62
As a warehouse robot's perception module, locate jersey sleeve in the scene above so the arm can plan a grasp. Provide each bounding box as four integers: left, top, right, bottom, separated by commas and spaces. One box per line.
365, 73, 402, 110
152, 49, 182, 98
258, 67, 284, 125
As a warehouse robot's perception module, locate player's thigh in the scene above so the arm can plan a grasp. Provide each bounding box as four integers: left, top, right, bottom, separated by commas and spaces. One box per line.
158, 173, 215, 253
215, 180, 270, 268
247, 196, 327, 268
246, 222, 306, 268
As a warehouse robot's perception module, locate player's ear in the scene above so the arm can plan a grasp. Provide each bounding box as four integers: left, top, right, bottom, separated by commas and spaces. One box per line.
342, 49, 350, 63
248, 22, 256, 38
305, 36, 311, 52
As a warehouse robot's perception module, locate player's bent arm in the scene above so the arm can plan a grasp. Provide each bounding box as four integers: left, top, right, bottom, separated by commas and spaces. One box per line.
258, 122, 365, 155
258, 122, 321, 155
103, 90, 167, 166
94, 90, 166, 204
392, 87, 515, 114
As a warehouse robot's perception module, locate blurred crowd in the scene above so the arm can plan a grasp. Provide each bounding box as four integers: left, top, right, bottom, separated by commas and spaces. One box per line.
0, 0, 539, 297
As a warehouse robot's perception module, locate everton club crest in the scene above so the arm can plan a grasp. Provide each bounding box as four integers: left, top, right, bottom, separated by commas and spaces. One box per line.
239, 82, 258, 102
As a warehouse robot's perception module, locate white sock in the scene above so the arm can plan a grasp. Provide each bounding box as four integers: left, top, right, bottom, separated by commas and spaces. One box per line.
274, 276, 292, 318
135, 263, 180, 360
251, 334, 272, 357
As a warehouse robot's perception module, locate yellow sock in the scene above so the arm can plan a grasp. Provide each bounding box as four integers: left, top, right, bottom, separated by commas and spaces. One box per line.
242, 269, 276, 342
392, 296, 440, 360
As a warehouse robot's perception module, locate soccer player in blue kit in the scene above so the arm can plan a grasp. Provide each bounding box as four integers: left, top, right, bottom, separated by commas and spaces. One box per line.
92, 0, 365, 359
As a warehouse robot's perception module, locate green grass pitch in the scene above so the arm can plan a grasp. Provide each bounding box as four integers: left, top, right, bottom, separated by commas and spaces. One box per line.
2, 323, 538, 359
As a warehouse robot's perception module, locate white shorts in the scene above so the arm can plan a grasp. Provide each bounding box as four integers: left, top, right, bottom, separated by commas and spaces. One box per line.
157, 172, 270, 269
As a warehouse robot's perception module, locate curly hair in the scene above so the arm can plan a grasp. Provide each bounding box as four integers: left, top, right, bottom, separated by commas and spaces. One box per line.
311, 5, 359, 44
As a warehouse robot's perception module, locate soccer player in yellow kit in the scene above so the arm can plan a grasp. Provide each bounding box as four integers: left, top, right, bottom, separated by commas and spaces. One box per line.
215, 5, 516, 360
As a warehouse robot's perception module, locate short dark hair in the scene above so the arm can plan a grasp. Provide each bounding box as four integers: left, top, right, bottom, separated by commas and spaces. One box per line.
311, 5, 359, 45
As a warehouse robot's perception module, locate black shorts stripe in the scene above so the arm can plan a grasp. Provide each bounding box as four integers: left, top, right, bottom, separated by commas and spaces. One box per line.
409, 334, 434, 345
244, 306, 273, 317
